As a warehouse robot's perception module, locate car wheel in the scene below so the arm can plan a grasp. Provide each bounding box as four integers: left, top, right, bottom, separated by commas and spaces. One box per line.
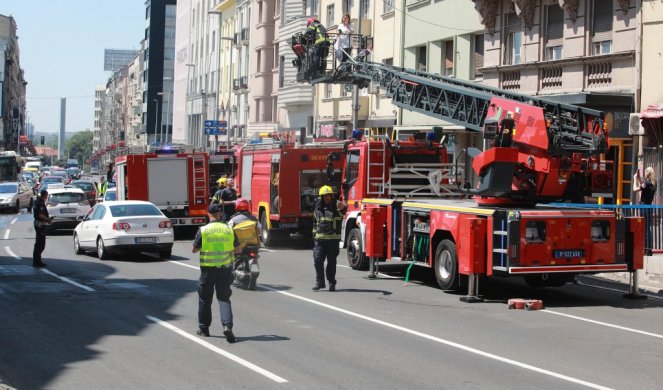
74, 233, 84, 255
97, 236, 110, 260
159, 249, 172, 259
27, 198, 33, 212
14, 200, 20, 214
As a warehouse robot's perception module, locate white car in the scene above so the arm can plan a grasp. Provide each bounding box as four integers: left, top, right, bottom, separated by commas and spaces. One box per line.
0, 182, 34, 213
45, 185, 91, 232
103, 188, 117, 202
73, 200, 174, 259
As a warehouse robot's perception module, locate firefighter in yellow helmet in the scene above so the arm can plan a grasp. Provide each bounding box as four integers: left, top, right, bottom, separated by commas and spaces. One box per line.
311, 185, 346, 291
215, 177, 227, 194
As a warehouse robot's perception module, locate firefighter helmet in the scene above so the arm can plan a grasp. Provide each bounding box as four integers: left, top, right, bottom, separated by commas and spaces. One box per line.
217, 177, 227, 186
235, 198, 250, 212
307, 17, 317, 27
319, 185, 334, 196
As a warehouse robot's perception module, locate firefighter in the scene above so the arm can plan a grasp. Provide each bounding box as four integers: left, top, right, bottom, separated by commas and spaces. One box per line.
215, 177, 227, 194
212, 177, 237, 222
312, 185, 346, 291
304, 17, 330, 78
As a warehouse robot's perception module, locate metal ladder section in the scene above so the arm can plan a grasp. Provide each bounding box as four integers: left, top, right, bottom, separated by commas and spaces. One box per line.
388, 162, 462, 197
364, 128, 387, 196
191, 154, 208, 205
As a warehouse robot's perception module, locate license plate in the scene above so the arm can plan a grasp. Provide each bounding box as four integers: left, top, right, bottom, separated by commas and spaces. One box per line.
60, 208, 77, 213
250, 263, 259, 273
553, 249, 585, 258
135, 237, 157, 244
279, 223, 298, 229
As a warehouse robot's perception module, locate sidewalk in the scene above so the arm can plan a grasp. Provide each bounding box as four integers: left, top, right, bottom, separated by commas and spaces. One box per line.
588, 253, 663, 295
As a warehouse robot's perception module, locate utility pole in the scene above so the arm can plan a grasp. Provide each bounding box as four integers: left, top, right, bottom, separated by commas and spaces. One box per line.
352, 3, 364, 132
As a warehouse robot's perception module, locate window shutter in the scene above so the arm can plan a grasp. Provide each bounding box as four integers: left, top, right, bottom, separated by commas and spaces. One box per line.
546, 5, 564, 47
592, 0, 613, 42
507, 13, 523, 33
474, 35, 484, 76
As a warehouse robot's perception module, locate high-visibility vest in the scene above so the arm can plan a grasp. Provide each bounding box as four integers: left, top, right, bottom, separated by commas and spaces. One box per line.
199, 222, 235, 267
97, 182, 107, 196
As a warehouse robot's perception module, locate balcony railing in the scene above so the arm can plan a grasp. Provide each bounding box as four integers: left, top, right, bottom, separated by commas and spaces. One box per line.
232, 78, 241, 91
586, 61, 612, 88
500, 70, 521, 90
540, 65, 563, 90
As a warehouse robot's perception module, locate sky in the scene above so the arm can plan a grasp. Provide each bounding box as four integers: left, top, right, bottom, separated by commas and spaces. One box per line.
3, 1, 146, 134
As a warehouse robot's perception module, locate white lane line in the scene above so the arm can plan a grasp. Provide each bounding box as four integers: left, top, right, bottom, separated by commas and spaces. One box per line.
3, 230, 9, 240
337, 264, 400, 279
10, 217, 18, 225
5, 246, 21, 259
169, 260, 198, 270
576, 279, 663, 301
146, 315, 288, 383
261, 286, 612, 390
40, 269, 95, 292
542, 310, 663, 340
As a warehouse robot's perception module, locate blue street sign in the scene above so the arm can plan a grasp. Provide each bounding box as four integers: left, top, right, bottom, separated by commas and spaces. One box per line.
205, 127, 227, 135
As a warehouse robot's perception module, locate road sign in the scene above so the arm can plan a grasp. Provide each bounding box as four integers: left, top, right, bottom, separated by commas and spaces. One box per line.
204, 119, 228, 135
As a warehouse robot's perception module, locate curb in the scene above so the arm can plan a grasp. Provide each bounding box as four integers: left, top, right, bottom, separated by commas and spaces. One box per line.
576, 275, 663, 300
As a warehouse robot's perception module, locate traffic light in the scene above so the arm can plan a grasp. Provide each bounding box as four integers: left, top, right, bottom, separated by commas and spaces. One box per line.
40, 136, 45, 145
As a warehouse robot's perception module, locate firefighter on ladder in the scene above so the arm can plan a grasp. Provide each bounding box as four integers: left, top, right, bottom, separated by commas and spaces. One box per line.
312, 185, 346, 291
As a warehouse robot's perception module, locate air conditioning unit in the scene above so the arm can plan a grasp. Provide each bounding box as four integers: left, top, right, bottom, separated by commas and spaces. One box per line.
628, 113, 644, 135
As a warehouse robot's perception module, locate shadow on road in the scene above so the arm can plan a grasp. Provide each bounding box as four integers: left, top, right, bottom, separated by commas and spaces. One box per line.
234, 334, 290, 343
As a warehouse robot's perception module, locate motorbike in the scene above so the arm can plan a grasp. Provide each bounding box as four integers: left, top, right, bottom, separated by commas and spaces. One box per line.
233, 245, 260, 290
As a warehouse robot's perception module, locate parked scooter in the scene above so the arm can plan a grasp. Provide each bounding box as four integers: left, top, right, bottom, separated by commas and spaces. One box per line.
233, 245, 260, 290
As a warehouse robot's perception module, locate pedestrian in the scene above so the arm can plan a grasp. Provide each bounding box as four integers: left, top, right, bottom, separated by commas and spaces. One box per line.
106, 163, 114, 184
312, 185, 346, 291
97, 176, 107, 198
212, 177, 237, 222
334, 13, 353, 63
192, 203, 240, 342
33, 190, 53, 268
634, 166, 657, 256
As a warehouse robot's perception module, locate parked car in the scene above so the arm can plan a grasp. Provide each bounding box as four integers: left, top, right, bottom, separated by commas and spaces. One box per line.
90, 168, 100, 176
99, 188, 117, 202
0, 182, 34, 213
45, 185, 91, 233
69, 180, 98, 206
73, 200, 174, 259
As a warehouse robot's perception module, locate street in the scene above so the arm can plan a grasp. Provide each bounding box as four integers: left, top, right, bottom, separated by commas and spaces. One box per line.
1, 211, 663, 390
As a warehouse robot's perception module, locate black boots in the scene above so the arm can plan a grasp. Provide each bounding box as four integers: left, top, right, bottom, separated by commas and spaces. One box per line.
223, 325, 236, 343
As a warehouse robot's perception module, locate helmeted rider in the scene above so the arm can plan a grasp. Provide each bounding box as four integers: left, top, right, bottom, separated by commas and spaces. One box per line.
227, 198, 261, 253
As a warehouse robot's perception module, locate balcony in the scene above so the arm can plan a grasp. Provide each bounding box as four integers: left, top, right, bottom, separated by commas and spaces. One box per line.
240, 76, 248, 90
240, 28, 249, 45
232, 78, 241, 91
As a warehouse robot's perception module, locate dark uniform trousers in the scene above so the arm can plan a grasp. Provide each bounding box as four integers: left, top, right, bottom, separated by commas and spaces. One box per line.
313, 239, 339, 287
33, 222, 47, 265
198, 266, 234, 330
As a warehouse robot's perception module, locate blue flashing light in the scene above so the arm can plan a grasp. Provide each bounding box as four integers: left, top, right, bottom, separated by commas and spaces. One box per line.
351, 129, 362, 140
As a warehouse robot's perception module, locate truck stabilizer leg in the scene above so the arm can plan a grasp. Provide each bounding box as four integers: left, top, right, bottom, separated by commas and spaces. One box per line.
367, 257, 377, 279
460, 274, 484, 303
623, 271, 647, 300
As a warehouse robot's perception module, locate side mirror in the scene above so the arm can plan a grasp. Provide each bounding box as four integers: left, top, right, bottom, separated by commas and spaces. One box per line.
76, 215, 85, 222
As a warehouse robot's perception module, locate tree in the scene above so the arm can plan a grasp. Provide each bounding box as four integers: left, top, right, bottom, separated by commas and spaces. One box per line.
66, 130, 93, 166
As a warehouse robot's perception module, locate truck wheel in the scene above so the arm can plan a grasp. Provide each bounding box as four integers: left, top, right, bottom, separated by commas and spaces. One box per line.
97, 237, 110, 260
434, 239, 460, 290
260, 214, 275, 247
346, 228, 368, 270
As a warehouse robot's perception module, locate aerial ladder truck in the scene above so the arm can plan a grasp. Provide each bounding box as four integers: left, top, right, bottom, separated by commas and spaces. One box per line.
291, 32, 645, 301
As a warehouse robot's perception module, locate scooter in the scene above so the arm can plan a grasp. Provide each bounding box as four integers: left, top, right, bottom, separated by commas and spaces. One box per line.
233, 245, 260, 290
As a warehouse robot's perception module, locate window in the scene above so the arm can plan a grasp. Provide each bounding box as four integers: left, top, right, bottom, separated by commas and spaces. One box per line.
279, 55, 285, 87
212, 31, 215, 52
383, 57, 393, 66
360, 0, 370, 19
307, 0, 318, 15
384, 0, 394, 13
258, 1, 263, 23
473, 34, 484, 78
592, 0, 612, 55
341, 84, 349, 97
505, 13, 523, 65
326, 4, 335, 27
443, 40, 454, 76
545, 5, 564, 60
346, 151, 360, 188
343, 0, 353, 14
256, 50, 262, 73
273, 45, 279, 70
325, 84, 332, 99
417, 45, 427, 72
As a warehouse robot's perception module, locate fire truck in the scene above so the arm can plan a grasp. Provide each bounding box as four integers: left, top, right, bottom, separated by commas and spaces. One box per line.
234, 134, 344, 247
293, 33, 645, 301
115, 148, 209, 228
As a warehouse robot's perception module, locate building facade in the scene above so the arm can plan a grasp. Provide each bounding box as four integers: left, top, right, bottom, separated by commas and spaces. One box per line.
0, 14, 27, 152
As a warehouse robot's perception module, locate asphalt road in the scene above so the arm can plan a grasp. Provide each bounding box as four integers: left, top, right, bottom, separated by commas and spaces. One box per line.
1, 210, 663, 390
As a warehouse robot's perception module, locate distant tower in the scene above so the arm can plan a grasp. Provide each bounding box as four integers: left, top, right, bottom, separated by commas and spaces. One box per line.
59, 98, 66, 160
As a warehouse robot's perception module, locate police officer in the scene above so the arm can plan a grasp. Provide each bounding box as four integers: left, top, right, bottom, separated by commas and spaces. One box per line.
312, 185, 346, 291
97, 177, 108, 198
192, 203, 240, 342
33, 189, 53, 268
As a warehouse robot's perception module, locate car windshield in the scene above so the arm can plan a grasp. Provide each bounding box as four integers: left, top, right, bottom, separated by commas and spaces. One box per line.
104, 191, 117, 201
107, 182, 116, 188
49, 192, 86, 203
71, 182, 94, 191
51, 171, 67, 177
0, 184, 18, 193
109, 204, 162, 217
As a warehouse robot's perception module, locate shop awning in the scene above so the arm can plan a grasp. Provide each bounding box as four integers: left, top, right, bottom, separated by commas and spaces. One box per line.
640, 104, 663, 147
640, 103, 663, 119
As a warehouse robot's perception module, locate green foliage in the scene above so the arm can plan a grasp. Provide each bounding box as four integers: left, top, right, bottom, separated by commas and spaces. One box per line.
65, 130, 94, 166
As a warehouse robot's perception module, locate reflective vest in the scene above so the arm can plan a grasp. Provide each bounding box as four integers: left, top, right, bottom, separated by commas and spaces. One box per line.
199, 222, 235, 267
97, 182, 107, 196
307, 22, 330, 45
312, 200, 343, 240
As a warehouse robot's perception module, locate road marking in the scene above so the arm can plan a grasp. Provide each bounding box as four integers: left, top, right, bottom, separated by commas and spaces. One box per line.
40, 269, 95, 292
5, 246, 20, 259
169, 260, 198, 270
261, 285, 612, 390
10, 217, 17, 225
337, 264, 400, 279
542, 309, 663, 340
3, 230, 9, 240
146, 315, 288, 383
576, 279, 663, 301
260, 248, 275, 253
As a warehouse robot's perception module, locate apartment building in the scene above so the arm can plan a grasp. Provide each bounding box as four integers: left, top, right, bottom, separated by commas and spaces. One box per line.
126, 49, 145, 148
0, 14, 26, 152
94, 86, 104, 153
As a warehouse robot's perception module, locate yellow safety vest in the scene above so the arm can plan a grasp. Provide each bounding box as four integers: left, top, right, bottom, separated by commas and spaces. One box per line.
200, 222, 235, 267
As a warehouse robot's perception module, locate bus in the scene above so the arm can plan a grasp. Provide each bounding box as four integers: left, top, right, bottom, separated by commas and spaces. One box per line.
0, 151, 21, 182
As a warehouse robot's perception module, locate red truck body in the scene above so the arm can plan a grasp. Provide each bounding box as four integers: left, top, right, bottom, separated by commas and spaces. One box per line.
115, 150, 209, 227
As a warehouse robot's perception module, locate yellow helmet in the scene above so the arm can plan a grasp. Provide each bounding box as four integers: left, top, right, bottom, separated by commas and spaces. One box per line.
217, 177, 227, 186
319, 185, 334, 196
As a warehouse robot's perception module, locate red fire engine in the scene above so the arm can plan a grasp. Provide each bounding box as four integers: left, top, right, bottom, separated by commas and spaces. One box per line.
115, 148, 209, 228
293, 34, 645, 301
234, 136, 344, 247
